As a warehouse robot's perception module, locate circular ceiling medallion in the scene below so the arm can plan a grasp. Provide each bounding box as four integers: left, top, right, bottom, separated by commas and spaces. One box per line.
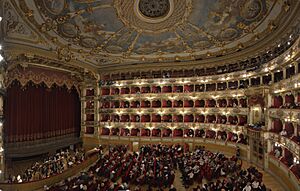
115, 0, 192, 33
138, 0, 170, 18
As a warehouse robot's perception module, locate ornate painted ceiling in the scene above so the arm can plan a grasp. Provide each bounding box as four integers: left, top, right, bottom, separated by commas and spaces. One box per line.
1, 0, 300, 73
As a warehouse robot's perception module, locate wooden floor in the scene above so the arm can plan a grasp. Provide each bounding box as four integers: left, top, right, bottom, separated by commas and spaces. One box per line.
242, 161, 285, 191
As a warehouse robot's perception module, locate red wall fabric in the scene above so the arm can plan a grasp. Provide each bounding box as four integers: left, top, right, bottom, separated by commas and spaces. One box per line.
285, 95, 294, 104
284, 122, 294, 136
273, 119, 283, 133
273, 96, 283, 108
5, 81, 81, 143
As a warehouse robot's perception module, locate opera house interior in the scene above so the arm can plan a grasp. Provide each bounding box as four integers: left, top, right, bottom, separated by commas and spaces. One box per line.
0, 0, 299, 190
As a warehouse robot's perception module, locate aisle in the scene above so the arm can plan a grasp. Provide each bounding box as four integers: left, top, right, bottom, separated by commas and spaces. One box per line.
173, 170, 187, 191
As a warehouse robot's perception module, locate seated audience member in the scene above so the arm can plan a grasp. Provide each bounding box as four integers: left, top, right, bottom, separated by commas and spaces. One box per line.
280, 128, 287, 136
8, 148, 85, 183
45, 144, 270, 191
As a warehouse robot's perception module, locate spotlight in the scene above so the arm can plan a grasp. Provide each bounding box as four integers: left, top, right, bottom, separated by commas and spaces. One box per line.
0, 55, 3, 62
0, 16, 2, 22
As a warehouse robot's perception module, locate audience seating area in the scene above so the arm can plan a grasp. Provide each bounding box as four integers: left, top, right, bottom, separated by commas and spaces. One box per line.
270, 145, 300, 180
192, 166, 266, 191
48, 145, 268, 191
7, 148, 85, 183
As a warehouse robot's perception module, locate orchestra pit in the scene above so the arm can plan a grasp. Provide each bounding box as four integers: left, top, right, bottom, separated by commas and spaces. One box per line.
0, 0, 299, 190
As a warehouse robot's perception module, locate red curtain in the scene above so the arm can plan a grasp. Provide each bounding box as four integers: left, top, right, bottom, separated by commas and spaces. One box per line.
5, 81, 81, 143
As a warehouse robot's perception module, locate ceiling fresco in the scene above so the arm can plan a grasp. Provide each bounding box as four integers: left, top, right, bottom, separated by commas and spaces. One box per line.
1, 0, 300, 70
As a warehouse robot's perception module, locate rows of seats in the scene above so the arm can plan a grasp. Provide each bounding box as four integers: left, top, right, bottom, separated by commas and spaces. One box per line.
48, 144, 267, 191
7, 148, 85, 183
192, 166, 266, 191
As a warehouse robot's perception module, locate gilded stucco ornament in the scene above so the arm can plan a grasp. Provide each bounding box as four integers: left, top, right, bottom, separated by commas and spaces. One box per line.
115, 0, 191, 33
239, 0, 264, 22
2, 0, 300, 71
2, 1, 38, 41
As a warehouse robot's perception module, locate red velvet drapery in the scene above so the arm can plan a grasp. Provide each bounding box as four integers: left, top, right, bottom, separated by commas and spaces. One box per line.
4, 81, 81, 143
